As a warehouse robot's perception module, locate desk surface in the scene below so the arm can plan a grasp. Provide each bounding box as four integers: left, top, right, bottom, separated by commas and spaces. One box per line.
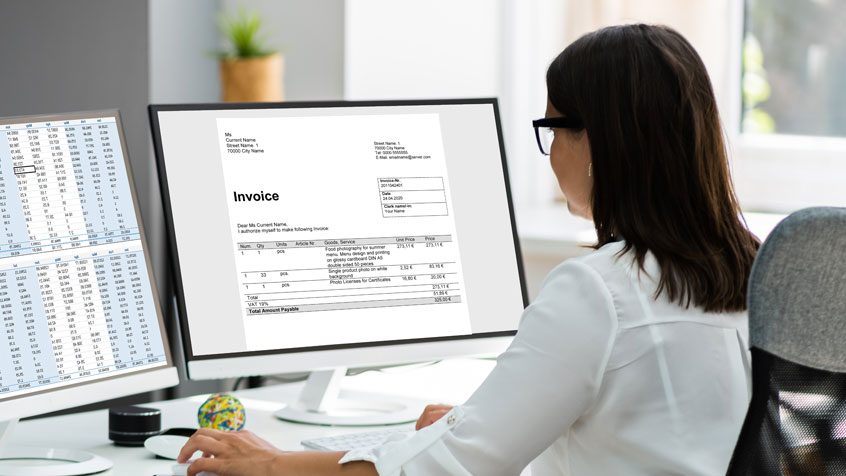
12, 359, 498, 476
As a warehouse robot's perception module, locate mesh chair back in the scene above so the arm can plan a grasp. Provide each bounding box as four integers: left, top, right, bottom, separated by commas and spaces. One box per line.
727, 207, 846, 476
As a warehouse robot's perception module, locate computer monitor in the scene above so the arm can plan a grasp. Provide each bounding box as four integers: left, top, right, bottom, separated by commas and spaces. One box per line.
0, 111, 178, 475
148, 99, 526, 425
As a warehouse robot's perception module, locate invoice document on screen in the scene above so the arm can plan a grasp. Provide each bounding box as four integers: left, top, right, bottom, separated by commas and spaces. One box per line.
216, 114, 472, 351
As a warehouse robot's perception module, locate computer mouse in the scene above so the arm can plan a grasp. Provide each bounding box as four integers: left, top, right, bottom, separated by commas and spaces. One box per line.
145, 434, 189, 460
171, 460, 218, 476
145, 428, 200, 460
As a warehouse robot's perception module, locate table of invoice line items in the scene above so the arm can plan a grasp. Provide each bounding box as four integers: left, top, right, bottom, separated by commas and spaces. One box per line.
0, 116, 166, 397
237, 233, 461, 316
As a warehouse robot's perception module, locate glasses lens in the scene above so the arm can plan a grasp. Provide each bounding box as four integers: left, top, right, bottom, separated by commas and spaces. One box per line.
538, 127, 554, 155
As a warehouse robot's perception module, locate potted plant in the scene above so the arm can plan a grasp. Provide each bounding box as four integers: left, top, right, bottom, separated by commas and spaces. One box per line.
217, 6, 284, 102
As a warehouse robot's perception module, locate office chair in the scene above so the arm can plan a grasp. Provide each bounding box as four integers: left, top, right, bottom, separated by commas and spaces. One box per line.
726, 207, 846, 476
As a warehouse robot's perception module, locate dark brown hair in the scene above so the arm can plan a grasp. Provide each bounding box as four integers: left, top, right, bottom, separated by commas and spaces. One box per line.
547, 24, 759, 312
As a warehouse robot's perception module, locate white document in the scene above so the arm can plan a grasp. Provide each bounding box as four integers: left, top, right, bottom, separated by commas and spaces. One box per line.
215, 114, 471, 351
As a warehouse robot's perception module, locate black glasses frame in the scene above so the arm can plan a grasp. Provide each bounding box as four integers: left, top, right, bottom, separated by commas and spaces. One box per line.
532, 117, 584, 155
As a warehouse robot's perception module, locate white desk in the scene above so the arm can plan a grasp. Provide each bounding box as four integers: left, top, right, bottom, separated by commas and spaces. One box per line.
12, 359, 505, 476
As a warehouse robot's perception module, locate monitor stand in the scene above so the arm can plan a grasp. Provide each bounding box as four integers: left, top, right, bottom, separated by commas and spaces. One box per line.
0, 419, 113, 476
273, 368, 427, 426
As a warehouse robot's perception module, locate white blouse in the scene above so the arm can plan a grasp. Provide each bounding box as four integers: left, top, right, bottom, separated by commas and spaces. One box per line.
340, 241, 751, 475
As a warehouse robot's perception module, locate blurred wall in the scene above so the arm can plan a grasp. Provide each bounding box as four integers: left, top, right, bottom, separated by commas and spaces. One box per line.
344, 0, 500, 100
0, 1, 152, 223
149, 0, 222, 104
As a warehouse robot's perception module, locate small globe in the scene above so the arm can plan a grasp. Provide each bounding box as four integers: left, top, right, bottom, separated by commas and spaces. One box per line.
197, 393, 245, 431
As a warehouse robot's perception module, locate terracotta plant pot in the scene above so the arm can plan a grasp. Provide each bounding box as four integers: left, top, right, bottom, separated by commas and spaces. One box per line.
219, 53, 284, 102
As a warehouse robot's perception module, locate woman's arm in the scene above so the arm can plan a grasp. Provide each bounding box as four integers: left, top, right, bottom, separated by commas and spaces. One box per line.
279, 452, 377, 476
178, 428, 378, 476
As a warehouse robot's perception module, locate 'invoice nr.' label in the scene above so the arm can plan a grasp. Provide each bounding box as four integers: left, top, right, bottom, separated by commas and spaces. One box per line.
215, 114, 471, 351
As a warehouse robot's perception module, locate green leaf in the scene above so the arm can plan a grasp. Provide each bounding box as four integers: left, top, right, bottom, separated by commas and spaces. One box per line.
216, 5, 276, 59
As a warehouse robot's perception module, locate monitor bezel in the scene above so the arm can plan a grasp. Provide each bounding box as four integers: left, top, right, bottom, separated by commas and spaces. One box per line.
148, 99, 528, 377
0, 110, 177, 415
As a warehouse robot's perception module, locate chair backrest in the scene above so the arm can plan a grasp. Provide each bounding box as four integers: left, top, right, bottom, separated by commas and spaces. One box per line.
727, 207, 846, 476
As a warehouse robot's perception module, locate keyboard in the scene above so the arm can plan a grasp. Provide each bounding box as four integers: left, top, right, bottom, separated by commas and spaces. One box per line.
301, 427, 414, 451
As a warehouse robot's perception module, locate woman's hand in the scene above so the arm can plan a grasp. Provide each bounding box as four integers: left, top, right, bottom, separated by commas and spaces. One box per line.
415, 404, 454, 430
177, 428, 286, 476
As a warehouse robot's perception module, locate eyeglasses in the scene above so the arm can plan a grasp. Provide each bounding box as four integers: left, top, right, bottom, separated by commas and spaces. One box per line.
532, 117, 583, 156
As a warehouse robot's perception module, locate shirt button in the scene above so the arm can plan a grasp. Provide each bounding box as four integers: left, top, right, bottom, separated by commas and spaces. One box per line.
447, 415, 455, 425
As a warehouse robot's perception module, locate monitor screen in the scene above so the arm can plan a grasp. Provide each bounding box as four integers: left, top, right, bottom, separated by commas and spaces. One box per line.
150, 100, 526, 364
0, 111, 170, 401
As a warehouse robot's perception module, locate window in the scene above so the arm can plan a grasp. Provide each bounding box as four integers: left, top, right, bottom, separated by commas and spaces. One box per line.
732, 0, 846, 212
742, 0, 846, 137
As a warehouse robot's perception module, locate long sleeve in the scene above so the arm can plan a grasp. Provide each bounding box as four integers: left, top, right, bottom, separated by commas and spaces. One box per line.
340, 260, 619, 475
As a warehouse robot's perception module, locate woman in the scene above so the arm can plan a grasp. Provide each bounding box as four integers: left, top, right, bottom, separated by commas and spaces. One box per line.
178, 24, 759, 476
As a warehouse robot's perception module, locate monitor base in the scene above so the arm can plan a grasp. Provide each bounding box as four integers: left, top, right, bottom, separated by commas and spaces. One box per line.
0, 446, 112, 476
274, 391, 426, 426
0, 420, 16, 456
0, 419, 112, 475
273, 368, 427, 426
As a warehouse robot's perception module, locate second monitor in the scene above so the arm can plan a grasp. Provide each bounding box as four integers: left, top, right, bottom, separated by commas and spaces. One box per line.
149, 99, 526, 425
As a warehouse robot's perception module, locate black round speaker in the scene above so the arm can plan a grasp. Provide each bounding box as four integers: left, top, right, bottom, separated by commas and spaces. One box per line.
108, 405, 161, 446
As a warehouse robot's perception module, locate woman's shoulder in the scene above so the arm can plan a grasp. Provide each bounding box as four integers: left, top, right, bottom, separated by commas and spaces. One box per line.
519, 244, 620, 348
541, 240, 629, 292
530, 242, 627, 325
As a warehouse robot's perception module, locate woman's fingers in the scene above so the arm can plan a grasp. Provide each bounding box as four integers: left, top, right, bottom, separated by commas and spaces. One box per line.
194, 427, 226, 439
177, 433, 228, 463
